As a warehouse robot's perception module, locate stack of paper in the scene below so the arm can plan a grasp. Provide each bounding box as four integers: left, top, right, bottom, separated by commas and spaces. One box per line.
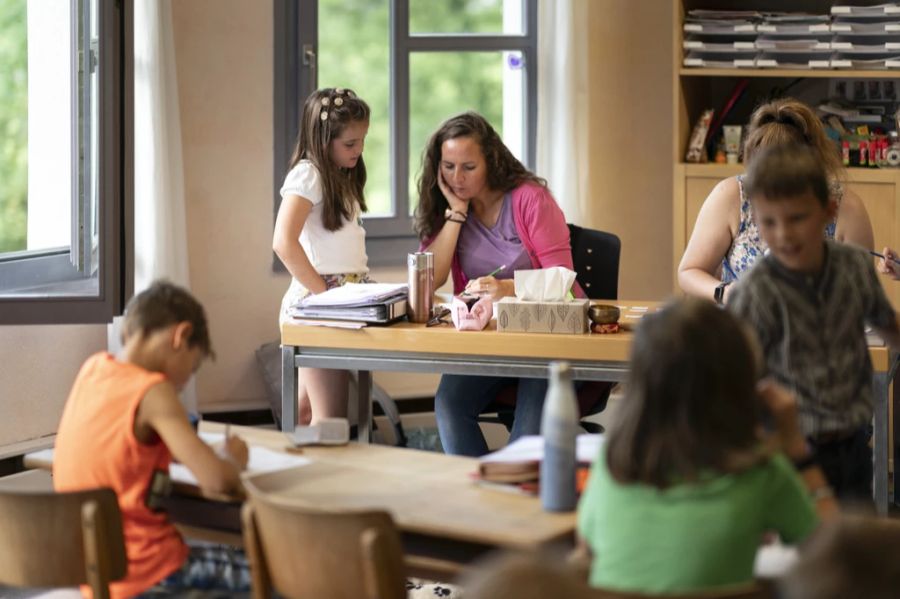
289, 283, 409, 324
477, 434, 603, 486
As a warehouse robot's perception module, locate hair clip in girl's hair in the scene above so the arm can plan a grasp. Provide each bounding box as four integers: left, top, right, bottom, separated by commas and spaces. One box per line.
335, 87, 344, 95
346, 90, 355, 98
321, 97, 330, 106
320, 111, 328, 121
334, 97, 344, 107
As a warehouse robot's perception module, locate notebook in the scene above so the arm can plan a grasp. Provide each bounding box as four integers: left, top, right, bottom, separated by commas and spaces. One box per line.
289, 295, 408, 324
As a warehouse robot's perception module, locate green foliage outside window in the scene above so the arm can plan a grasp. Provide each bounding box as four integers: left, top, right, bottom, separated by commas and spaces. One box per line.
0, 0, 28, 253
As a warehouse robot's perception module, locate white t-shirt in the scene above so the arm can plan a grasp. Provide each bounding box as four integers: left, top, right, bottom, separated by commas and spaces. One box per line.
279, 160, 368, 275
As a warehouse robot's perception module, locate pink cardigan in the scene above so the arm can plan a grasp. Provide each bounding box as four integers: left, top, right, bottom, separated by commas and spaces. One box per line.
424, 182, 585, 297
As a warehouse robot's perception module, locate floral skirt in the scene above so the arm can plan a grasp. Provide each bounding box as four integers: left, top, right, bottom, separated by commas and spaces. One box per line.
279, 272, 374, 324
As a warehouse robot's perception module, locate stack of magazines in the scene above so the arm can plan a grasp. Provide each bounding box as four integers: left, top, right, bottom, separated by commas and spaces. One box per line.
288, 283, 409, 324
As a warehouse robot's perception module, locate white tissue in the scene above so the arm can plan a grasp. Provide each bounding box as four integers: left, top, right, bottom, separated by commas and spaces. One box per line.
513, 267, 577, 302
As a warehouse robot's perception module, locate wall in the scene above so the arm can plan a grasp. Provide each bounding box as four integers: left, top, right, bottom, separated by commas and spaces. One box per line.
169, 0, 676, 410
0, 325, 105, 453
586, 0, 674, 302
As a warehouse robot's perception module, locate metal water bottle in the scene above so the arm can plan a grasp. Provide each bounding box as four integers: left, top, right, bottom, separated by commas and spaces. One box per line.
407, 251, 434, 323
540, 361, 578, 512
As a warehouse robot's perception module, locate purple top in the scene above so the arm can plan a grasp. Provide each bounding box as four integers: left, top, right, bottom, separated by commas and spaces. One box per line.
457, 193, 533, 281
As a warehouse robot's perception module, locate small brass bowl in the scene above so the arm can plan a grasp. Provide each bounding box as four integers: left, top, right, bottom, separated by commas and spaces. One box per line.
589, 304, 620, 325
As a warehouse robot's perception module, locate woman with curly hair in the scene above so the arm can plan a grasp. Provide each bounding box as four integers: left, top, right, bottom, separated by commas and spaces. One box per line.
414, 111, 582, 456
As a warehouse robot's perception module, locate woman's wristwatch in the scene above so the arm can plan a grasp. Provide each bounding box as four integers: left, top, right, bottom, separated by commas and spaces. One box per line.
714, 281, 731, 305
444, 208, 467, 224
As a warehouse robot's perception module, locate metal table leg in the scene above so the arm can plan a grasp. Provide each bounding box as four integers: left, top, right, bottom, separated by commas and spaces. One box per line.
281, 345, 297, 433
874, 369, 889, 515
357, 370, 372, 443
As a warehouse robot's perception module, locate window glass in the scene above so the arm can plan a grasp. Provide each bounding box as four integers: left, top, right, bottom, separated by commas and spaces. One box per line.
0, 0, 30, 254
409, 0, 523, 35
318, 0, 391, 216
408, 50, 525, 213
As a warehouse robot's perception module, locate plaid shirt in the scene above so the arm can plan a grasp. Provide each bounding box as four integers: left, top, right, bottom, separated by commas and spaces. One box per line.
728, 241, 896, 436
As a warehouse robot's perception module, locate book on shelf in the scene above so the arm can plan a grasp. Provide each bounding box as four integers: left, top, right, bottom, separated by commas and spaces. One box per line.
832, 4, 900, 17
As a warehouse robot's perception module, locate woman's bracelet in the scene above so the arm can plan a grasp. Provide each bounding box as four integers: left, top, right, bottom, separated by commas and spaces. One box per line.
444, 208, 467, 223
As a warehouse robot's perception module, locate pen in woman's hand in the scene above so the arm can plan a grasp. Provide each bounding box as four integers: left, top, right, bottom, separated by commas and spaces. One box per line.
484, 264, 507, 278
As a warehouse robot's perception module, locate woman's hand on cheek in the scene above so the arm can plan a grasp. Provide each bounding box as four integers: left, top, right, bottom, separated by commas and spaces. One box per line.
438, 171, 469, 214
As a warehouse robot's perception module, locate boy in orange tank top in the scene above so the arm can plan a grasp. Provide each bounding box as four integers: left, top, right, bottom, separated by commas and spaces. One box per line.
54, 281, 250, 598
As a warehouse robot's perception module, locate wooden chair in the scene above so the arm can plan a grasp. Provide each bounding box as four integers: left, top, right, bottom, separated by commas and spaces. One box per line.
242, 479, 406, 599
0, 487, 126, 599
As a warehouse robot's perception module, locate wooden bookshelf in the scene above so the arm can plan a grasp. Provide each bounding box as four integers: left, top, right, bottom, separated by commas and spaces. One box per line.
672, 0, 900, 309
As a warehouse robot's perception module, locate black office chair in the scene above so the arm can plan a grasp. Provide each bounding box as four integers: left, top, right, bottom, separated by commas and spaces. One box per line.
479, 224, 622, 434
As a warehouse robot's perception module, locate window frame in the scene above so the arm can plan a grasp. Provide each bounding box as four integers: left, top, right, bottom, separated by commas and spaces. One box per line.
0, 0, 133, 324
273, 0, 538, 268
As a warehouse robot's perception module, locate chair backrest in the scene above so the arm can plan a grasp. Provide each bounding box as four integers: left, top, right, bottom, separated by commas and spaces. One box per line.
0, 487, 127, 599
568, 224, 621, 300
242, 480, 406, 599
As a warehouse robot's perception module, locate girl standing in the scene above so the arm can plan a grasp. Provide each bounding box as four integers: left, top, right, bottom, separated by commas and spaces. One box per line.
273, 87, 370, 425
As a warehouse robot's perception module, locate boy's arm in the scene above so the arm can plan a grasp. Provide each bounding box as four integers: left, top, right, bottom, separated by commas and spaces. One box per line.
873, 313, 900, 351
136, 381, 247, 497
861, 255, 900, 350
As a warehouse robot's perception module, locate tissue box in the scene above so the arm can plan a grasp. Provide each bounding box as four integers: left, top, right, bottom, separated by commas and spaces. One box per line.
496, 297, 589, 334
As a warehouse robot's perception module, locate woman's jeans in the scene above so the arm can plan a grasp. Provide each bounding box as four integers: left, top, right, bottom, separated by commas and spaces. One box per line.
434, 374, 548, 457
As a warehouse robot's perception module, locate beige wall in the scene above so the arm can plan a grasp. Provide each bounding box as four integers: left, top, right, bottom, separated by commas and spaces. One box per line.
586, 1, 674, 301
0, 325, 105, 451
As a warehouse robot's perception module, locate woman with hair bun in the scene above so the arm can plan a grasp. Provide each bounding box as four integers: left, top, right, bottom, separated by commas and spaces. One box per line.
678, 98, 874, 304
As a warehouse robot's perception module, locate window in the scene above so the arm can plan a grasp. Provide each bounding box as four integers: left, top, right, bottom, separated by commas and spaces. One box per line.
0, 0, 131, 324
274, 0, 537, 266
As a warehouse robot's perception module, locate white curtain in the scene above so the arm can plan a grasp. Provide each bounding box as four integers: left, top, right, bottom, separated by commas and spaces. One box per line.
119, 0, 197, 411
134, 0, 189, 290
537, 0, 589, 225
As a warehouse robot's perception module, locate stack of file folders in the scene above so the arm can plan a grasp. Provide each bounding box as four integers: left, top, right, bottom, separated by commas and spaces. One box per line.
288, 283, 409, 324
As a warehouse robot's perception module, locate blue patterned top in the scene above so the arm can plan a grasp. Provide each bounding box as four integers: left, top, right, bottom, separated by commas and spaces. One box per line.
722, 176, 841, 283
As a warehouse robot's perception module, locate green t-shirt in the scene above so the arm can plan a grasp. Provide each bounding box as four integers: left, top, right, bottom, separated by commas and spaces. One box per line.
577, 447, 817, 594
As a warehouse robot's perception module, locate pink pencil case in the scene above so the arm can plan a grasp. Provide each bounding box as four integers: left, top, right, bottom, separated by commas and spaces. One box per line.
450, 295, 492, 331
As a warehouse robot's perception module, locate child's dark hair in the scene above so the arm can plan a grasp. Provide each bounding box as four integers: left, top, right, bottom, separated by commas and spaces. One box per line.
289, 87, 370, 232
744, 143, 830, 208
605, 297, 763, 489
123, 280, 213, 358
413, 111, 546, 240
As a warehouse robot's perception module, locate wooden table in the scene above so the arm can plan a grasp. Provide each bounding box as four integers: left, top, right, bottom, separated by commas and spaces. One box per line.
24, 422, 576, 578
280, 301, 655, 443
281, 301, 898, 515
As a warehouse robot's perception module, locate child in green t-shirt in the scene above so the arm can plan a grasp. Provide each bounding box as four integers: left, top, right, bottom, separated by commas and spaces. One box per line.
576, 297, 837, 595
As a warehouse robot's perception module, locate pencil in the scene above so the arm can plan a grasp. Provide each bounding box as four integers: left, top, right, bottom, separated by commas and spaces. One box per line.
870, 250, 900, 266
485, 264, 507, 278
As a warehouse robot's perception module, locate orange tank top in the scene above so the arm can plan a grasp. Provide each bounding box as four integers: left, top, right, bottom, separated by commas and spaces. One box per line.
54, 353, 188, 599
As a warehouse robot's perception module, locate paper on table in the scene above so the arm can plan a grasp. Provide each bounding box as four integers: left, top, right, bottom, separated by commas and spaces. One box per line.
169, 432, 311, 485
479, 434, 604, 465
513, 267, 577, 301
286, 317, 367, 330
300, 283, 407, 307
